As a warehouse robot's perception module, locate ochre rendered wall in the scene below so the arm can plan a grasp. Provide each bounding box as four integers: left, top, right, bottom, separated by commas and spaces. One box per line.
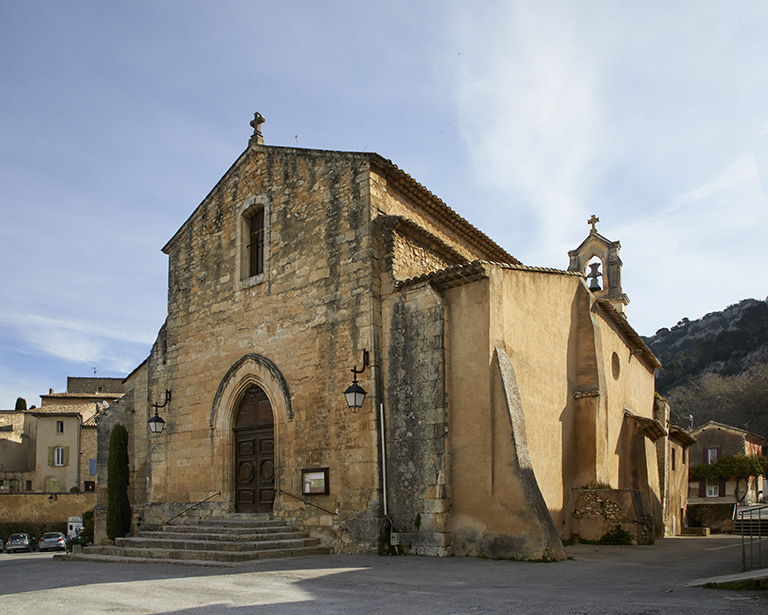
442, 264, 659, 548
494, 268, 579, 531
33, 415, 82, 493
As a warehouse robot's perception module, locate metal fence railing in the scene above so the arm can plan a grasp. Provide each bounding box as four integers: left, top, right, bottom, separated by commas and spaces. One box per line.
735, 504, 768, 570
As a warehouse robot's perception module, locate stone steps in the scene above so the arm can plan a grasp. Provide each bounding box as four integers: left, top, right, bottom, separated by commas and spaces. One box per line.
56, 515, 332, 565
137, 530, 306, 542
733, 518, 768, 535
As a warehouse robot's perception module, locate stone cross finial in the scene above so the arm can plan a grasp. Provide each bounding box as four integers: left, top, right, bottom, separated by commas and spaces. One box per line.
249, 112, 265, 145
588, 214, 599, 233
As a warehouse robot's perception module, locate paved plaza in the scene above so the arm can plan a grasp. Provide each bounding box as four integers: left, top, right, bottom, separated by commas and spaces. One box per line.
1, 535, 766, 614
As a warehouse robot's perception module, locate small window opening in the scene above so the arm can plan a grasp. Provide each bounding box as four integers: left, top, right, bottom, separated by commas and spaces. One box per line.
54, 447, 65, 466
248, 208, 265, 277
671, 448, 676, 471
56, 420, 64, 434
706, 478, 719, 497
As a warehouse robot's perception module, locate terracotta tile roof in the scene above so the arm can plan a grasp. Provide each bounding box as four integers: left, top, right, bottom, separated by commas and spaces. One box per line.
690, 420, 766, 444
371, 157, 520, 265
164, 144, 520, 267
669, 424, 697, 446
397, 260, 489, 290
30, 401, 103, 422
396, 259, 582, 291
82, 412, 101, 427
41, 392, 122, 400
625, 410, 667, 441
596, 299, 662, 370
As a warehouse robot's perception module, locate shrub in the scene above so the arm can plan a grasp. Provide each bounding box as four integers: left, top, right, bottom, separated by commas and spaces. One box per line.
598, 525, 633, 545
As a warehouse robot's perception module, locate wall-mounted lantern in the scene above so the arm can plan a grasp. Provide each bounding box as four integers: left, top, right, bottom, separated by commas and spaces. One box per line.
344, 350, 369, 412
149, 390, 171, 435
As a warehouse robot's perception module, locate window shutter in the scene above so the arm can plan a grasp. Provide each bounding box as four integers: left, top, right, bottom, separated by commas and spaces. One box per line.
718, 478, 727, 498
698, 478, 706, 498
48, 446, 54, 466
62, 446, 69, 467
89, 458, 96, 475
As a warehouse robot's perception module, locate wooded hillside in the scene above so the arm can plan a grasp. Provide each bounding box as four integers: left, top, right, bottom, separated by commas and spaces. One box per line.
643, 298, 768, 438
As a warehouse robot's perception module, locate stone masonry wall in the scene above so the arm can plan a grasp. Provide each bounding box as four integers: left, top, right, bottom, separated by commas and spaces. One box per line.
0, 492, 96, 524
392, 232, 456, 282
145, 146, 384, 553
571, 488, 655, 545
383, 286, 450, 556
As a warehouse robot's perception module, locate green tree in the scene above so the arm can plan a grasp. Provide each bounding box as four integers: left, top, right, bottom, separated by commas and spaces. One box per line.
15, 397, 27, 411
106, 424, 131, 540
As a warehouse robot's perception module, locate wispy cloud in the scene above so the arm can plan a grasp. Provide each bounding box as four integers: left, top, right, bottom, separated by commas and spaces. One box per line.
0, 311, 153, 380
0, 312, 156, 346
660, 155, 759, 214
452, 2, 606, 246
448, 1, 767, 335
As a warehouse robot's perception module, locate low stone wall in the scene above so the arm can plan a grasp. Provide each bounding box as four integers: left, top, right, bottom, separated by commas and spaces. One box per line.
571, 488, 654, 545
687, 503, 735, 533
0, 492, 96, 524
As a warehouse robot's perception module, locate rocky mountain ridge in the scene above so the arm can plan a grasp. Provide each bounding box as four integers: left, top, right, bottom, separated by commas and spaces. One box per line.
645, 297, 768, 393
643, 297, 768, 437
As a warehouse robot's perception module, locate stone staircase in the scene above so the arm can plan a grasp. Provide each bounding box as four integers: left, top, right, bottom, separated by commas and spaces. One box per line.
733, 517, 768, 536
56, 515, 332, 566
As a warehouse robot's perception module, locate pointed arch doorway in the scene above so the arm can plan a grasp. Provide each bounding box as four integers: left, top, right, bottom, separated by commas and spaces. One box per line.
234, 386, 275, 513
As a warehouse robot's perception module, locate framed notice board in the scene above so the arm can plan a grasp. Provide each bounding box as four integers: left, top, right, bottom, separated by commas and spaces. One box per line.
301, 468, 329, 495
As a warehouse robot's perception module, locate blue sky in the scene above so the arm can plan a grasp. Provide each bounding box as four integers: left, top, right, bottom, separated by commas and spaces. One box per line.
1, 1, 766, 408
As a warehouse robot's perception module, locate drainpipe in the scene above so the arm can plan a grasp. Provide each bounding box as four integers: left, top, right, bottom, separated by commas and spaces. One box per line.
76, 412, 83, 491
380, 402, 389, 518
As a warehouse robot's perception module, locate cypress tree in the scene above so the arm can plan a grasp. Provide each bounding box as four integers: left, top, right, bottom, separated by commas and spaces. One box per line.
106, 423, 131, 540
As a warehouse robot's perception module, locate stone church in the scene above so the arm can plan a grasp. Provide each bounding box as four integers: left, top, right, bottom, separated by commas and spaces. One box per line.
94, 114, 669, 560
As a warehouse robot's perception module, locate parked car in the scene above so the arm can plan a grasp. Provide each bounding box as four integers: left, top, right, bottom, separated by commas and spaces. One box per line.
37, 532, 68, 552
5, 533, 33, 553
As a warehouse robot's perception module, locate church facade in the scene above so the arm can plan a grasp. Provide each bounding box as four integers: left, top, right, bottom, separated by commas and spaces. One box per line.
94, 116, 667, 560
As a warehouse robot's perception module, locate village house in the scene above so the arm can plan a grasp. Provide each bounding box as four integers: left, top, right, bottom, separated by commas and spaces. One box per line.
0, 377, 121, 494
687, 420, 766, 532
653, 396, 696, 536
94, 114, 671, 559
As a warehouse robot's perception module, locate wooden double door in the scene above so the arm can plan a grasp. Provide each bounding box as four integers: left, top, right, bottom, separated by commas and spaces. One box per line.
234, 386, 275, 513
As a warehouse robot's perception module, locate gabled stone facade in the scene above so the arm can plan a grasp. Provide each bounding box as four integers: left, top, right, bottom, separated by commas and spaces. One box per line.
95, 117, 666, 559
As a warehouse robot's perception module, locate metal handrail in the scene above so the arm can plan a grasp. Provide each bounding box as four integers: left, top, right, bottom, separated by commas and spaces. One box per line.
736, 503, 768, 570
278, 489, 338, 516
163, 491, 221, 525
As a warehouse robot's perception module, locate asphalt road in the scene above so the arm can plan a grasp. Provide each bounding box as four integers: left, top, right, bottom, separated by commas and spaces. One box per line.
0, 535, 765, 614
